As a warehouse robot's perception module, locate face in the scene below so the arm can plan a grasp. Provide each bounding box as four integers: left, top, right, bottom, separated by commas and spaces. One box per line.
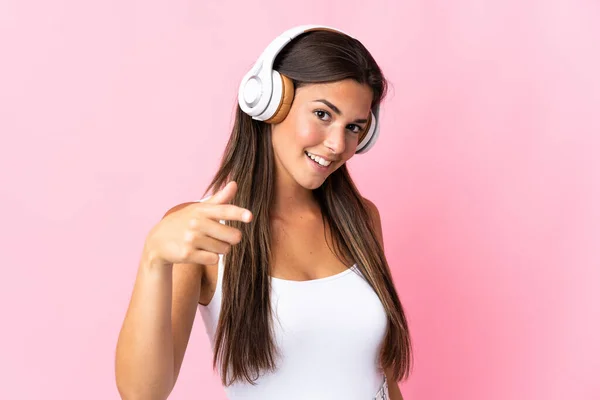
270, 79, 374, 190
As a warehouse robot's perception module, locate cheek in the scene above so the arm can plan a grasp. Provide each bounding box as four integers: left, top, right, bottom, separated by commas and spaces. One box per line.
294, 117, 324, 145
347, 134, 360, 151
336, 136, 359, 164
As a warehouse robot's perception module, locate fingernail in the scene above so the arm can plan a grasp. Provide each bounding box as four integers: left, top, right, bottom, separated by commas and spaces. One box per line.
243, 211, 252, 222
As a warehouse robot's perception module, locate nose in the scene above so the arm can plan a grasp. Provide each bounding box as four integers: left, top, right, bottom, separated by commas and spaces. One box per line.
323, 125, 346, 155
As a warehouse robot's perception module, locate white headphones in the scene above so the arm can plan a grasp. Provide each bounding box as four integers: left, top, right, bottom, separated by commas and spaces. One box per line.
237, 24, 380, 154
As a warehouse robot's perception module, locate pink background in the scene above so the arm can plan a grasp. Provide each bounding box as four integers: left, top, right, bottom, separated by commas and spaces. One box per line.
1, 1, 599, 399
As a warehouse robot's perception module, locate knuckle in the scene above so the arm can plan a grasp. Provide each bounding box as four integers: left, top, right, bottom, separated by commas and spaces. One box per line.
183, 230, 196, 244
194, 204, 207, 216
180, 246, 192, 259
188, 217, 200, 229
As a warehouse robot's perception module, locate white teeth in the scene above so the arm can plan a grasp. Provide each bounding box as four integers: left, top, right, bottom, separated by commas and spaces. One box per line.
306, 152, 331, 167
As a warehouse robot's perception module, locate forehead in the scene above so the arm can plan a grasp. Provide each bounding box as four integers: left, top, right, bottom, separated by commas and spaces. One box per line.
295, 79, 374, 115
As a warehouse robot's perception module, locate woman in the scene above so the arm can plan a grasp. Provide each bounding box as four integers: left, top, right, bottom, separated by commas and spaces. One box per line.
115, 25, 412, 399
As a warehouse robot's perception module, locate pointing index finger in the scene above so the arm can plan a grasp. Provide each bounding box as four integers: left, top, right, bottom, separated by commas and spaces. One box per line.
204, 204, 253, 223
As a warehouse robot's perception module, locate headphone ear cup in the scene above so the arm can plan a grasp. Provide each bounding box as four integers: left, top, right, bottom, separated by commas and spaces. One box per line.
357, 124, 379, 153
356, 110, 378, 154
264, 73, 294, 124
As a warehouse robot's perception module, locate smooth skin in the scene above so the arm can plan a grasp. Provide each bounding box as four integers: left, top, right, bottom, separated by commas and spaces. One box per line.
115, 79, 404, 399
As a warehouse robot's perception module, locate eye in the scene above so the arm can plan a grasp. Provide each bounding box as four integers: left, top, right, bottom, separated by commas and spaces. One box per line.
313, 109, 331, 121
347, 124, 364, 134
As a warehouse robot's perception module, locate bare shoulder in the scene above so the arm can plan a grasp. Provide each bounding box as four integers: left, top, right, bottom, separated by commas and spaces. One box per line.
362, 197, 384, 247
362, 197, 381, 222
362, 197, 382, 230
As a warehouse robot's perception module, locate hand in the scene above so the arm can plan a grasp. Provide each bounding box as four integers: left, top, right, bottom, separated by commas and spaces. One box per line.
143, 181, 252, 267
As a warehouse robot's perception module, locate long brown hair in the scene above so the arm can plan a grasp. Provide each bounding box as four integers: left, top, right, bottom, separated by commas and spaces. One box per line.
204, 30, 412, 386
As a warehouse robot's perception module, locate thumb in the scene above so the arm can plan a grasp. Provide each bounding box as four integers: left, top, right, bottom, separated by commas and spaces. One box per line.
205, 181, 237, 205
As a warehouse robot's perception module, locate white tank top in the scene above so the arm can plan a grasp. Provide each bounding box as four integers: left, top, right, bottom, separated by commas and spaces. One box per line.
198, 254, 390, 399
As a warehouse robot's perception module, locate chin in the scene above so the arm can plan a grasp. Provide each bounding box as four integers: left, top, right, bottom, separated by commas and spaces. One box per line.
296, 165, 342, 190
289, 155, 344, 190
297, 176, 327, 190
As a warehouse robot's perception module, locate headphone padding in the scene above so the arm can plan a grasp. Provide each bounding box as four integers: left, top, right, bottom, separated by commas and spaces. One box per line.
265, 74, 295, 124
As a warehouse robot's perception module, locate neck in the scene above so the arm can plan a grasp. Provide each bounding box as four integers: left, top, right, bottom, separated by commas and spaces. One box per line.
271, 170, 320, 218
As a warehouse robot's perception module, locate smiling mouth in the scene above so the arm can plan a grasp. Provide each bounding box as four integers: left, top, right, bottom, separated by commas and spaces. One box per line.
305, 151, 332, 167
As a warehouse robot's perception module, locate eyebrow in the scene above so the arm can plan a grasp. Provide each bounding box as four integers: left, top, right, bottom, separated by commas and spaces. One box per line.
314, 99, 369, 124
